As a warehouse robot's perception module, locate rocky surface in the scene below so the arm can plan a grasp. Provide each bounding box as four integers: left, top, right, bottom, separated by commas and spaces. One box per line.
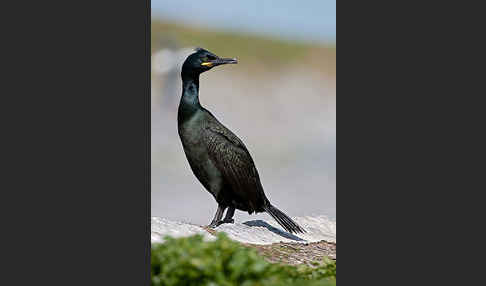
151, 217, 213, 243
151, 215, 336, 264
248, 240, 336, 265
151, 215, 335, 244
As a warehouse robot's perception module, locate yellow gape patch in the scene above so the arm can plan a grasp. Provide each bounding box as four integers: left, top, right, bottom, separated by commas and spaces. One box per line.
201, 62, 213, 67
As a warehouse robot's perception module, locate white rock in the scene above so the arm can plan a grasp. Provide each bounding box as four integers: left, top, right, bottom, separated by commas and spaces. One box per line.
151, 215, 336, 245
151, 217, 214, 243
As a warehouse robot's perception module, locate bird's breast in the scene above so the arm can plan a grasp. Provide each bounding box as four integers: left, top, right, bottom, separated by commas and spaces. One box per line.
178, 116, 225, 197
178, 115, 203, 146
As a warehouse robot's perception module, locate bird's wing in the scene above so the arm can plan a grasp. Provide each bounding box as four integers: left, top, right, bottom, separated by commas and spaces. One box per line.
202, 121, 266, 211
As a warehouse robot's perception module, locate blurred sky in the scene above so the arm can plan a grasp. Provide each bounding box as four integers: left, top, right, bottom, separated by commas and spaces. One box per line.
152, 0, 336, 44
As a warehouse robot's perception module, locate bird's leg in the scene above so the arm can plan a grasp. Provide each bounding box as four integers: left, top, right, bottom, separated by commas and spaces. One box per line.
221, 206, 235, 224
208, 205, 226, 228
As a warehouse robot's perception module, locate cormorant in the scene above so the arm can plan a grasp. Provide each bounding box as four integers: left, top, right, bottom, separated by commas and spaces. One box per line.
177, 48, 305, 234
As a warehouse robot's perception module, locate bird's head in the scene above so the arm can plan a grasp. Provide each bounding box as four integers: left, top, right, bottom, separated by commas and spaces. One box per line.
181, 48, 237, 78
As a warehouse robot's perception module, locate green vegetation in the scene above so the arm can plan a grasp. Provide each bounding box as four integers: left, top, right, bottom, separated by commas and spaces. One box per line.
152, 20, 335, 74
151, 233, 336, 286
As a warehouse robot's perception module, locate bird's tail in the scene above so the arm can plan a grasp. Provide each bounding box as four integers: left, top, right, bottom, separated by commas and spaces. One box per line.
264, 204, 306, 234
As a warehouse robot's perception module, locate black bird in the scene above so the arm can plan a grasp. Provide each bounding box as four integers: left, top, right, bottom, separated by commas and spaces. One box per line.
177, 48, 305, 234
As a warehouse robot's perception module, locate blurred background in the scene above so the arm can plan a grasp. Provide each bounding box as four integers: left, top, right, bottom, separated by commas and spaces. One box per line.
152, 0, 336, 225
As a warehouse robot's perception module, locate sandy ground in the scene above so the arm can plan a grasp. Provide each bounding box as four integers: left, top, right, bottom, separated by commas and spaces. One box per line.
151, 66, 336, 225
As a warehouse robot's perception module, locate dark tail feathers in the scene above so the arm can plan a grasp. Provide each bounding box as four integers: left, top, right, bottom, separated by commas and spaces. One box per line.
264, 204, 305, 234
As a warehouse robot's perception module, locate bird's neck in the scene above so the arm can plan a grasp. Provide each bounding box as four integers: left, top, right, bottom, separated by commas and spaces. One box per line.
178, 75, 201, 122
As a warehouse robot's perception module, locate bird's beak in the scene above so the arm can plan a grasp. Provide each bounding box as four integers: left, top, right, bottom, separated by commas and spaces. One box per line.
202, 57, 238, 67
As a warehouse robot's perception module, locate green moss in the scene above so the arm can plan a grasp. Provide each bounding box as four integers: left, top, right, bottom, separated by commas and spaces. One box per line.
151, 233, 336, 286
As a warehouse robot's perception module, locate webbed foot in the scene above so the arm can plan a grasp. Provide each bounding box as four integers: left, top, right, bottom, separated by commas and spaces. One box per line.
208, 221, 222, 228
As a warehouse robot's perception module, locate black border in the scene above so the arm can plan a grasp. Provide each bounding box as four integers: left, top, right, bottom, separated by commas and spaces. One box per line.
2, 1, 151, 284
337, 0, 485, 284
144, 0, 152, 283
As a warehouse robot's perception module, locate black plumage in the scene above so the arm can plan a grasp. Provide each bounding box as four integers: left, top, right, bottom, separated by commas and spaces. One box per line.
177, 48, 305, 234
